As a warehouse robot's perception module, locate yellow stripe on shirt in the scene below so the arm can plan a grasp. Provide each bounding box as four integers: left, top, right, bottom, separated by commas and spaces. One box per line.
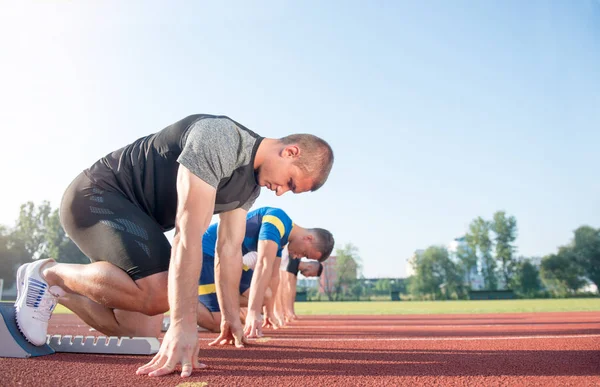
198, 284, 216, 295
262, 215, 285, 238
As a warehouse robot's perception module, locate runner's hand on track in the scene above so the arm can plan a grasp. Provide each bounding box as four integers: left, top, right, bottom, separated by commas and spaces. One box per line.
243, 310, 263, 338
136, 324, 205, 378
262, 314, 280, 330
208, 318, 246, 347
273, 312, 286, 327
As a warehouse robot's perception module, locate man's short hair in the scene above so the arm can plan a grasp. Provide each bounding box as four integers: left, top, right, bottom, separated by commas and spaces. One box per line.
317, 262, 324, 277
309, 228, 334, 263
279, 134, 334, 191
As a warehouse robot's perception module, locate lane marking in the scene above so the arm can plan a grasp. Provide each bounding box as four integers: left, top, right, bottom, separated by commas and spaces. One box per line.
285, 324, 600, 329
198, 334, 600, 342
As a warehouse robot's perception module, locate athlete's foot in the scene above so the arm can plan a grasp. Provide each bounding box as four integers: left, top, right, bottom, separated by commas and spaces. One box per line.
14, 258, 65, 346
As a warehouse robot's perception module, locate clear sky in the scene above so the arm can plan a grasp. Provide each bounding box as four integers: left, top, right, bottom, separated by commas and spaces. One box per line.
1, 1, 598, 278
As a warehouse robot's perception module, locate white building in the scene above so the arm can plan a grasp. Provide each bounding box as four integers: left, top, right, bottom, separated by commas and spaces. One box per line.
447, 236, 485, 290
405, 249, 424, 278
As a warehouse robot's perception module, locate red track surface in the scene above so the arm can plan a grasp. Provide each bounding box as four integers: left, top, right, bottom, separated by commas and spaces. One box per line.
2, 312, 599, 386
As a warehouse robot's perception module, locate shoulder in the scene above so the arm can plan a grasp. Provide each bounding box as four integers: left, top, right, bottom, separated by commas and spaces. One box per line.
263, 208, 292, 224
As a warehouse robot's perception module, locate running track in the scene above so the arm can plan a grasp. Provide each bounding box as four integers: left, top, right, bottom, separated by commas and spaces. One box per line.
1, 312, 599, 386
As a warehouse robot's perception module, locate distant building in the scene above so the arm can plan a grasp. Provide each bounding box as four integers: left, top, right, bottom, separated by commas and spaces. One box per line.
405, 249, 424, 278
319, 255, 337, 294
447, 236, 485, 290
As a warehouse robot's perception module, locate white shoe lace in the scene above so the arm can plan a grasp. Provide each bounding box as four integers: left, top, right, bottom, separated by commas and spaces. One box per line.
33, 292, 58, 322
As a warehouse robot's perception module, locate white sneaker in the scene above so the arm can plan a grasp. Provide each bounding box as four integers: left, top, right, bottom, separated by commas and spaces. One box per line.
14, 258, 65, 346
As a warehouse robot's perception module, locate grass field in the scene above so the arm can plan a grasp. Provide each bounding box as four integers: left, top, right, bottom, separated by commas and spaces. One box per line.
49, 298, 600, 315
294, 298, 600, 315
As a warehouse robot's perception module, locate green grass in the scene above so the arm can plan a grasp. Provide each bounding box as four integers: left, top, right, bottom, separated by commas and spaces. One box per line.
45, 298, 600, 315
294, 298, 600, 315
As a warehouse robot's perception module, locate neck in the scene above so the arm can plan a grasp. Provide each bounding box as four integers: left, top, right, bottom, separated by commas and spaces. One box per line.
254, 138, 278, 169
288, 224, 305, 242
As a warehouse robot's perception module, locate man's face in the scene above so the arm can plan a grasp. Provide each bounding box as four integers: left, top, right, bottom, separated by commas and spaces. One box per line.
287, 236, 323, 261
256, 145, 314, 196
300, 262, 320, 277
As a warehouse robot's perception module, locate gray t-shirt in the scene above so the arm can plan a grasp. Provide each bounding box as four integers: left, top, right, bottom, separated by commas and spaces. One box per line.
178, 117, 261, 213
86, 114, 263, 231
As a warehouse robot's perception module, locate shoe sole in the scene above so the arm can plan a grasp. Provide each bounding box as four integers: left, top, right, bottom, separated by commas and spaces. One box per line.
15, 264, 47, 346
14, 263, 27, 306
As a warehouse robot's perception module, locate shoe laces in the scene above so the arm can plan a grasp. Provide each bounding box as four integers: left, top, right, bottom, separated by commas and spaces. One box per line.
33, 292, 58, 322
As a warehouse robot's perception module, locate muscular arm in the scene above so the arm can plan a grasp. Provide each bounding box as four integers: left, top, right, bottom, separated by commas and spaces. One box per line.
273, 270, 286, 324
214, 208, 247, 329
248, 240, 278, 314
284, 271, 298, 320
244, 240, 278, 336
170, 165, 215, 331
262, 263, 281, 328
137, 165, 215, 378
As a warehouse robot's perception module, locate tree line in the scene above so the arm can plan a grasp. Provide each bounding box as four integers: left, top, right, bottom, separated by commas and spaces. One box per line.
303, 211, 598, 301
409, 211, 599, 299
2, 203, 598, 301
0, 201, 88, 290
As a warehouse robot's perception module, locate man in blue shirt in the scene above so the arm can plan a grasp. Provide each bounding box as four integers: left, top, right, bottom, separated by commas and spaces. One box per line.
199, 207, 333, 339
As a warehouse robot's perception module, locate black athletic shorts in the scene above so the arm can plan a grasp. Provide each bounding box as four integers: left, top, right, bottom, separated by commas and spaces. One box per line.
59, 172, 171, 280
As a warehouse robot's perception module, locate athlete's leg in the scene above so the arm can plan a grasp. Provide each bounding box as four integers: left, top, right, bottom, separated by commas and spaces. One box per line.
59, 292, 163, 337
43, 262, 169, 316
196, 301, 221, 333
16, 173, 173, 344
113, 309, 163, 337
239, 289, 249, 307
197, 266, 252, 331
53, 173, 172, 315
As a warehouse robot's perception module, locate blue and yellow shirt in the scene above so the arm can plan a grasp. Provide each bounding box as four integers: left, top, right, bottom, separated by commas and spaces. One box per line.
202, 207, 293, 259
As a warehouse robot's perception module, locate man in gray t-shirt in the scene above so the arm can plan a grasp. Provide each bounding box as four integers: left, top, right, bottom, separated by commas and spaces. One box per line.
14, 114, 334, 378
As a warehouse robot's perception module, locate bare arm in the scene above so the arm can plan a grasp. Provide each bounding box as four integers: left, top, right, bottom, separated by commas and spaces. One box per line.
137, 165, 215, 377
244, 240, 278, 337
273, 270, 286, 325
284, 271, 298, 320
211, 208, 247, 347
171, 166, 216, 329
262, 262, 281, 329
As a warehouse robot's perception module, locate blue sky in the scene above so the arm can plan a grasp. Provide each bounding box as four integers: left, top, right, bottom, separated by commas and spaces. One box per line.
1, 1, 598, 278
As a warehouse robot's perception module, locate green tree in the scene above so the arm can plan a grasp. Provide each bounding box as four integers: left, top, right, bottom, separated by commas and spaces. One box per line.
13, 201, 53, 259
466, 217, 497, 290
456, 243, 477, 288
0, 226, 30, 290
540, 248, 586, 296
11, 201, 88, 264
334, 243, 360, 300
374, 278, 391, 295
349, 281, 363, 300
491, 211, 518, 288
513, 258, 541, 297
410, 246, 462, 300
571, 226, 600, 291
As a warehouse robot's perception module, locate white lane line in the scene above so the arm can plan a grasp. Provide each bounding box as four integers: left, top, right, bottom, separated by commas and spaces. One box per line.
285, 324, 600, 329
197, 334, 600, 342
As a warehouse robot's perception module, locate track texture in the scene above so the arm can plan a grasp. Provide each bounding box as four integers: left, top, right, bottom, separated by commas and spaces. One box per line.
1, 312, 599, 386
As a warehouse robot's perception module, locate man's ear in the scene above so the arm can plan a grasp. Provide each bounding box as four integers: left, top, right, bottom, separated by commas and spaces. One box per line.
282, 145, 300, 158
304, 234, 314, 242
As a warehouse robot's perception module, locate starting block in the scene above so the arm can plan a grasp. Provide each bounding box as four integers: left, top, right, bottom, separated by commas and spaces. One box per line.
46, 335, 160, 355
161, 316, 208, 332
0, 302, 55, 357
0, 302, 160, 358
